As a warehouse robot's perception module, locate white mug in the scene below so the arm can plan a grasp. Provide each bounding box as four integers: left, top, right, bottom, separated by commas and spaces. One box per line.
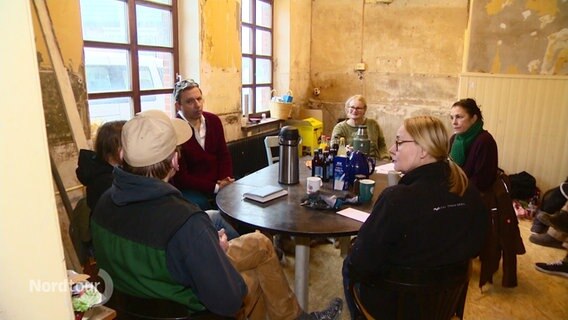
387, 170, 401, 186
307, 176, 323, 194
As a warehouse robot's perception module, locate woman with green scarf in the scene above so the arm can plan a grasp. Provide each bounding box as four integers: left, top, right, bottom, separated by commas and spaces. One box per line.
449, 98, 498, 192
450, 98, 525, 290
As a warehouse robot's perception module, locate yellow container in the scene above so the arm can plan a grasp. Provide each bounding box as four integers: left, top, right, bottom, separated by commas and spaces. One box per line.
296, 117, 323, 157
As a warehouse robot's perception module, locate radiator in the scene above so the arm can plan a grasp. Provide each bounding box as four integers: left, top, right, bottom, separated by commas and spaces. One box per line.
458, 73, 568, 193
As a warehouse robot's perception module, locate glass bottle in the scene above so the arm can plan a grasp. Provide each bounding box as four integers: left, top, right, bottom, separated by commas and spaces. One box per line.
312, 149, 324, 179
322, 150, 331, 182
352, 125, 370, 155
319, 134, 328, 150
337, 137, 347, 157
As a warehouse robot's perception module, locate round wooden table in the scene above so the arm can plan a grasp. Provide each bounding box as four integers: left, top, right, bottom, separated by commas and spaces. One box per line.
216, 161, 387, 309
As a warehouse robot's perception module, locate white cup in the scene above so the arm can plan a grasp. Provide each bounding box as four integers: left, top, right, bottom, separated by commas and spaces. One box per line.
307, 176, 323, 194
387, 170, 401, 186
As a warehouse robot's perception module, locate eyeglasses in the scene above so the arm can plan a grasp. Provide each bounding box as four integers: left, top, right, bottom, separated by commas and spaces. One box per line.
173, 79, 200, 101
348, 106, 365, 111
395, 140, 415, 151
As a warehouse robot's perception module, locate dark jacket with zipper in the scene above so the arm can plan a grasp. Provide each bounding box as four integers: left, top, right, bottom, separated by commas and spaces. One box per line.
347, 161, 488, 318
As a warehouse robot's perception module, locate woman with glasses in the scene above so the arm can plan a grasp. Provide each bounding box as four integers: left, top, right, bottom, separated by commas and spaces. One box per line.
342, 116, 488, 319
331, 95, 389, 160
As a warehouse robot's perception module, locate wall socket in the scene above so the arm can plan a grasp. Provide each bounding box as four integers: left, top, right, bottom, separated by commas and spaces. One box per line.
355, 62, 366, 71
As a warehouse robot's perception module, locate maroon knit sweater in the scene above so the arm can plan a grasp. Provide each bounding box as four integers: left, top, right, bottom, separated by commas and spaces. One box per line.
171, 112, 233, 194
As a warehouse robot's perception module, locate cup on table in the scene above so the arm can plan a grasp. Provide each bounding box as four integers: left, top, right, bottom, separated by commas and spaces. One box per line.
307, 176, 322, 194
359, 179, 375, 203
387, 170, 401, 186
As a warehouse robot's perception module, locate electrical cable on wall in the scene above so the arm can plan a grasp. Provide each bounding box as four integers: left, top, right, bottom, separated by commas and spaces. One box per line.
358, 0, 366, 90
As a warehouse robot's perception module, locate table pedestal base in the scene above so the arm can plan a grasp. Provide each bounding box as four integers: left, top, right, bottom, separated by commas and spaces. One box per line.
294, 236, 310, 310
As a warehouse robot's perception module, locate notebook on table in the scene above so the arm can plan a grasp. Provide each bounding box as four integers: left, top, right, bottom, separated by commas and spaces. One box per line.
243, 185, 288, 203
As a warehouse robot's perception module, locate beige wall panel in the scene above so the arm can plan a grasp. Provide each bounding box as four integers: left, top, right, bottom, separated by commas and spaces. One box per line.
459, 73, 568, 192
0, 1, 73, 318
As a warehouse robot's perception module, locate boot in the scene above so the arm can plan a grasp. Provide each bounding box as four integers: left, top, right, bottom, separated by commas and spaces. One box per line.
537, 210, 568, 234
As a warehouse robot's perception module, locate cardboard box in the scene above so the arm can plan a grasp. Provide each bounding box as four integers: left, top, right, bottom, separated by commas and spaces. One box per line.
333, 156, 349, 190
296, 108, 322, 122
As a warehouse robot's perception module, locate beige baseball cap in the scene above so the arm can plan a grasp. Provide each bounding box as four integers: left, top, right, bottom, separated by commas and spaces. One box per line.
122, 110, 192, 167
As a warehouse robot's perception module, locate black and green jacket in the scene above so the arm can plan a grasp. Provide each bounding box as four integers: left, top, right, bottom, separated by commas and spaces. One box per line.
91, 167, 246, 316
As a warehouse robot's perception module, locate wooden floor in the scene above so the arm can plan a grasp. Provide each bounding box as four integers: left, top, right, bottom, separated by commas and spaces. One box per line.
283, 219, 568, 320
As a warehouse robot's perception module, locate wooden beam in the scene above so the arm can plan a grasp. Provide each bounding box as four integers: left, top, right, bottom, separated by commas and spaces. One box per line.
32, 0, 88, 151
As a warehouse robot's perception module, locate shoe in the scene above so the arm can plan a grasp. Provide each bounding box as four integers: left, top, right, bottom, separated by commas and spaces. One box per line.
309, 297, 343, 320
537, 210, 568, 234
535, 261, 568, 278
530, 216, 549, 234
529, 233, 565, 249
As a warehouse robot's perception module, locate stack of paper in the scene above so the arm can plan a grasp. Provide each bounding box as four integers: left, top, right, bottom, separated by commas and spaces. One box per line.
243, 185, 288, 203
336, 208, 370, 223
375, 162, 395, 174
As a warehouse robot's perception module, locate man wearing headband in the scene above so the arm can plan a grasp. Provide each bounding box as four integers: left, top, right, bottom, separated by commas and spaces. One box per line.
91, 110, 343, 319
171, 79, 235, 210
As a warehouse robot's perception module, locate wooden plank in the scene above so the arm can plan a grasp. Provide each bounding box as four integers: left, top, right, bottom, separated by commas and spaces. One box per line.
32, 0, 88, 151
50, 153, 82, 272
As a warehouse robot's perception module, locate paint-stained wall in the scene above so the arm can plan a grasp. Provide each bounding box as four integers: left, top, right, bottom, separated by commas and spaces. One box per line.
31, 0, 88, 203
468, 0, 568, 74
199, 0, 243, 140
309, 0, 468, 144
32, 0, 88, 147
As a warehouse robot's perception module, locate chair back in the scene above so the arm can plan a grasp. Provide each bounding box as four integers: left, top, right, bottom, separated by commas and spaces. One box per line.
352, 260, 472, 320
69, 197, 91, 266
107, 289, 232, 320
264, 136, 280, 165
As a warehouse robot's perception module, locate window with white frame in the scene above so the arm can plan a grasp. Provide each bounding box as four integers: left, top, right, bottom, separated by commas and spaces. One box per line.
79, 0, 178, 129
241, 0, 273, 114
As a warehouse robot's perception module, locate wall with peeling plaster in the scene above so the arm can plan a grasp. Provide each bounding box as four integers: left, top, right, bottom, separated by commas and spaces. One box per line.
308, 0, 469, 144
195, 0, 244, 141
32, 0, 88, 204
307, 0, 567, 146
468, 0, 568, 74
34, 0, 567, 193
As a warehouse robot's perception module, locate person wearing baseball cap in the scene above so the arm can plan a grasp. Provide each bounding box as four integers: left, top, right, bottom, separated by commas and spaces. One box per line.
90, 110, 343, 319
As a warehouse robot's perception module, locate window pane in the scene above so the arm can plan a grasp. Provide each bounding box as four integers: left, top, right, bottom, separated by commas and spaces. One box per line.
145, 0, 172, 5
242, 58, 253, 85
242, 27, 253, 54
88, 97, 133, 125
256, 1, 272, 28
242, 0, 252, 23
256, 29, 271, 56
136, 4, 173, 47
139, 51, 173, 90
256, 86, 271, 112
80, 0, 128, 43
242, 88, 253, 114
84, 48, 131, 93
255, 58, 272, 84
141, 93, 175, 116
